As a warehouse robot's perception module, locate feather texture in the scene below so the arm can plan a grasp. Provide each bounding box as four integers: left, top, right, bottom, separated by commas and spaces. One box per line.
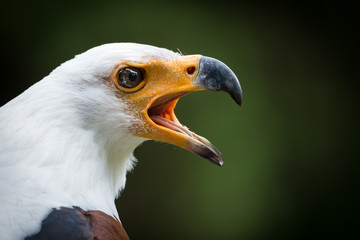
0, 43, 180, 239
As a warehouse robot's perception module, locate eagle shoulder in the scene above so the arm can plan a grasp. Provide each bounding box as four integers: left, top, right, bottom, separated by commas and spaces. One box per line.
25, 206, 129, 240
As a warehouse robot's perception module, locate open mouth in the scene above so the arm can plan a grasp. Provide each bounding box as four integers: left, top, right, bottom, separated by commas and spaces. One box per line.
147, 91, 193, 137
147, 91, 223, 166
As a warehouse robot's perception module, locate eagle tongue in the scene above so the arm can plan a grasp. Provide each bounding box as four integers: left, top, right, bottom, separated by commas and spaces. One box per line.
150, 115, 194, 137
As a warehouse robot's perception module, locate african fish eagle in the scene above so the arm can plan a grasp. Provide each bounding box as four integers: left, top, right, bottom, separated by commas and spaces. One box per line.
0, 43, 242, 239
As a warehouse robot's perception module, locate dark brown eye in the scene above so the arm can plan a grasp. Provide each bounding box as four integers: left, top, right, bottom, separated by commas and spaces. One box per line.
117, 67, 144, 89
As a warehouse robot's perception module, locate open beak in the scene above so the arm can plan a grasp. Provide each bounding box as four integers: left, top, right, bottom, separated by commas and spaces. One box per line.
132, 55, 242, 166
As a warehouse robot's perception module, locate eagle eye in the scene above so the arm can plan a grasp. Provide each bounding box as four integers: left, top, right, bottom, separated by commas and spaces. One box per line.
116, 67, 145, 91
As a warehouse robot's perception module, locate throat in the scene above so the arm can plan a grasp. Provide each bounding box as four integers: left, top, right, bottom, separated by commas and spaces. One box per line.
105, 140, 140, 197
22, 128, 142, 204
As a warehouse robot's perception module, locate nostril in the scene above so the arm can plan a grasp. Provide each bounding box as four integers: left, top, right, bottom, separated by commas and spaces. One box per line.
187, 66, 196, 75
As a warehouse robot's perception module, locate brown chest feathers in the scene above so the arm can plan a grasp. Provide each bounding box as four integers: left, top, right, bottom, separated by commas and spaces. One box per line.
25, 206, 129, 240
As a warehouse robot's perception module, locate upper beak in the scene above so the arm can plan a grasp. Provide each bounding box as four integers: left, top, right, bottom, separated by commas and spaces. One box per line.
132, 55, 242, 166
195, 56, 242, 106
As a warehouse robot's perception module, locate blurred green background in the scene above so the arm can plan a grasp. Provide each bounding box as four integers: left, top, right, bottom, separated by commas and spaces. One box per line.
1, 1, 358, 239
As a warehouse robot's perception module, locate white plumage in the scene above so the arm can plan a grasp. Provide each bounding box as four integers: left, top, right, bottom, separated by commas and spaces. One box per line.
0, 43, 180, 239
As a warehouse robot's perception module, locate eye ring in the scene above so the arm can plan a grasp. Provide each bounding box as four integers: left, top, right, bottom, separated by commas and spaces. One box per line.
115, 67, 145, 92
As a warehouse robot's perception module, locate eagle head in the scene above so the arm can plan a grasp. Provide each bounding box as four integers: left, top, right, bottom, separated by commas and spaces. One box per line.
52, 43, 241, 166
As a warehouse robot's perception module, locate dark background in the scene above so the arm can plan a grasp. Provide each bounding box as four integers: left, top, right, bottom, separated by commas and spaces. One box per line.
1, 1, 358, 239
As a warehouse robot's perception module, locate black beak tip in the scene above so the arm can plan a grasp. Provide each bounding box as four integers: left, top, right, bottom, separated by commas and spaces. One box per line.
207, 154, 224, 167
217, 158, 224, 167
231, 84, 243, 106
